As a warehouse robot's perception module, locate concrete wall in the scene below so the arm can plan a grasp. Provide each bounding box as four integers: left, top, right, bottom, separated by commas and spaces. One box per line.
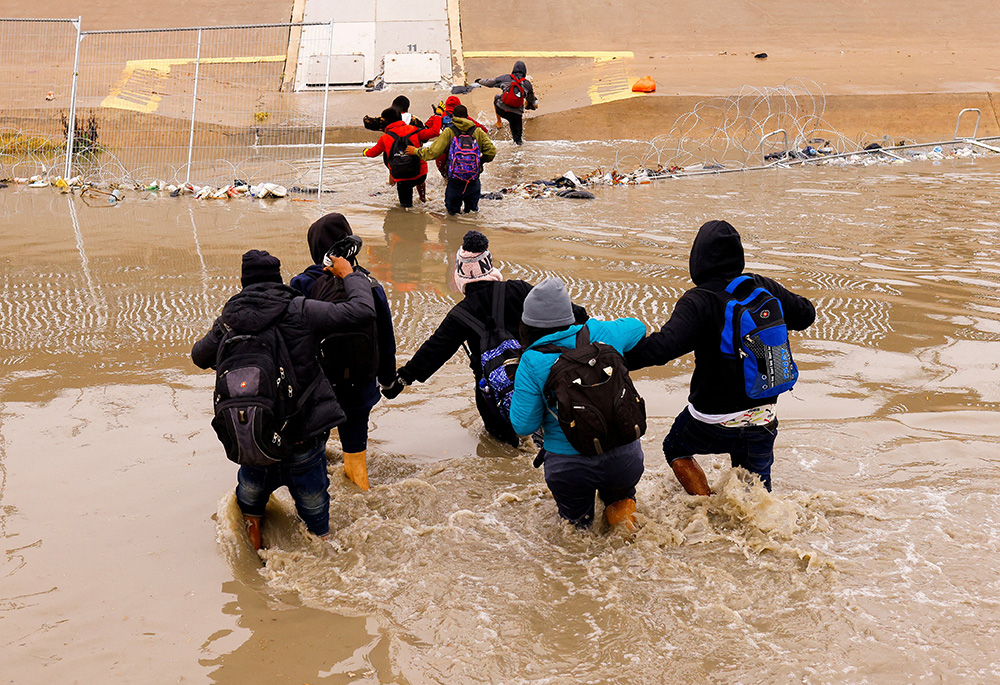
296, 0, 451, 88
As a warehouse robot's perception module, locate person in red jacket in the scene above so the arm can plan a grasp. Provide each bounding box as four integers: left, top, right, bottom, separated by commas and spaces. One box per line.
363, 108, 432, 208
424, 96, 490, 178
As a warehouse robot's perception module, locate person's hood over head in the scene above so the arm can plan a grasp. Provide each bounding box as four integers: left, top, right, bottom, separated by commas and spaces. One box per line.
307, 213, 353, 264
689, 219, 745, 285
444, 95, 461, 113
512, 61, 526, 77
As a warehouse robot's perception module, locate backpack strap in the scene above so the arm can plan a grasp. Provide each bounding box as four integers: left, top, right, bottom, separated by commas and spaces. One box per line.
532, 323, 588, 355
725, 274, 753, 295
449, 305, 487, 338
491, 281, 507, 330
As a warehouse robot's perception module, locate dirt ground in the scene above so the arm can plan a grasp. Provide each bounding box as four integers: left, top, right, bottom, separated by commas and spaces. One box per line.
4, 1, 999, 142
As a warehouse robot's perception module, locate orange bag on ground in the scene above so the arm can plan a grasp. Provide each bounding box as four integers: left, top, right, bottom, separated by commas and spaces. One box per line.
632, 76, 656, 93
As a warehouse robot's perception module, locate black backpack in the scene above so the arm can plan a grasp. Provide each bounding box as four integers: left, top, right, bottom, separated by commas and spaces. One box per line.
536, 325, 646, 456
311, 270, 381, 386
384, 129, 421, 179
720, 275, 799, 399
211, 317, 320, 467
450, 282, 522, 441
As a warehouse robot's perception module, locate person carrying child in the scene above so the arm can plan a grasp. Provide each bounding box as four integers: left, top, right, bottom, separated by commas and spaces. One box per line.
363, 108, 434, 207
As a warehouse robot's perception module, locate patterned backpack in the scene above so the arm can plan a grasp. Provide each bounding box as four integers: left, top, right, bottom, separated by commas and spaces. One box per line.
446, 125, 482, 182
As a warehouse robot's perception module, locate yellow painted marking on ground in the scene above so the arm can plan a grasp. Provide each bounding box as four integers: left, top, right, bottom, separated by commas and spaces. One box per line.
464, 50, 633, 64
102, 55, 285, 114
587, 61, 637, 105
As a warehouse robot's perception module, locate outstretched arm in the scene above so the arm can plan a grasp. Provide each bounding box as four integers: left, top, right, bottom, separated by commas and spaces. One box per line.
624, 293, 702, 371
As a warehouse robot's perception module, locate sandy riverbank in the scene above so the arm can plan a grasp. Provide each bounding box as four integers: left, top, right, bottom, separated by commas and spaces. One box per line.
3, 0, 998, 141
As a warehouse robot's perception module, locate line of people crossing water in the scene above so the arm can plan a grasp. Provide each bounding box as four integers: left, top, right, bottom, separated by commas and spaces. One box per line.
192, 216, 815, 551
362, 61, 536, 213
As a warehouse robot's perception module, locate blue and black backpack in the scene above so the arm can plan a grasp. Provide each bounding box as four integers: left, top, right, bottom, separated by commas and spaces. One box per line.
449, 282, 522, 441
720, 275, 798, 399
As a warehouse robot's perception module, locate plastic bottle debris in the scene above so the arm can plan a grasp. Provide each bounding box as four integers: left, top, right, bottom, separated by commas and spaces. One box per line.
249, 182, 288, 198
109, 189, 123, 204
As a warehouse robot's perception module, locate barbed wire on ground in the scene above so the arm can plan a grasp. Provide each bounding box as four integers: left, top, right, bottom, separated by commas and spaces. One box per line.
4, 80, 999, 203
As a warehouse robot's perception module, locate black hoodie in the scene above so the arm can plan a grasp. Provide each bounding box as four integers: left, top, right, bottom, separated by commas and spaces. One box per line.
479, 61, 537, 114
625, 220, 815, 414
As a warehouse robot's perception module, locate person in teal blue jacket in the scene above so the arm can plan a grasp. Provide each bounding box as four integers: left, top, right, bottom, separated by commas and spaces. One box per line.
509, 278, 647, 530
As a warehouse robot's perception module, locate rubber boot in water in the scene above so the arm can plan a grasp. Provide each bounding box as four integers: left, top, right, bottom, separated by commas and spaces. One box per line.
604, 498, 638, 533
243, 514, 262, 551
343, 450, 370, 490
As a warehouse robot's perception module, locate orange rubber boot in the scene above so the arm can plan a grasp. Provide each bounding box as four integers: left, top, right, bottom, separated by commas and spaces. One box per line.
604, 498, 638, 532
243, 514, 262, 551
343, 450, 370, 491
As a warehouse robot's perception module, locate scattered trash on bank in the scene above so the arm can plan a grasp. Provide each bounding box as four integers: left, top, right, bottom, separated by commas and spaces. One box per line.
2, 174, 293, 203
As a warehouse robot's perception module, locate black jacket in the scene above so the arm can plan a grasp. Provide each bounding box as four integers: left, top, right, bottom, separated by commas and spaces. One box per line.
398, 279, 586, 385
625, 220, 815, 414
191, 274, 376, 441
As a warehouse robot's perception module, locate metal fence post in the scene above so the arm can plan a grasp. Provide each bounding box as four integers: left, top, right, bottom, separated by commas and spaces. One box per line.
184, 27, 203, 185
317, 19, 334, 195
63, 16, 83, 179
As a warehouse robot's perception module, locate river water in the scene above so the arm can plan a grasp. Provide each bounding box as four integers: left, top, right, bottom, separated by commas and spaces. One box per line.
3, 143, 1000, 683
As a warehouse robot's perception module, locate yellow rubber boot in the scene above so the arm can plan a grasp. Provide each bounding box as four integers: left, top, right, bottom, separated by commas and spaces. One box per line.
604, 498, 638, 532
343, 450, 370, 491
243, 514, 263, 551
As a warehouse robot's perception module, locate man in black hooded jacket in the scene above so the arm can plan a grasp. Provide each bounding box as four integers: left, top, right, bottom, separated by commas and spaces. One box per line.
192, 249, 375, 551
476, 60, 538, 145
625, 220, 815, 494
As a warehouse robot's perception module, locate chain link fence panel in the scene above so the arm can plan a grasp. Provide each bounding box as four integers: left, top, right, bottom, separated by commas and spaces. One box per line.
0, 18, 80, 180
70, 22, 334, 190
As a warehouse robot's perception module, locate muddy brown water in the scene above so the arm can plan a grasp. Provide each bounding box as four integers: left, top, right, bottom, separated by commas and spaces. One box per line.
3, 143, 1000, 683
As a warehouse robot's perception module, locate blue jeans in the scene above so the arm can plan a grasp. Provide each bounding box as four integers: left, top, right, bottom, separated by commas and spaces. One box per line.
444, 177, 481, 214
662, 407, 778, 491
236, 437, 330, 535
542, 439, 645, 527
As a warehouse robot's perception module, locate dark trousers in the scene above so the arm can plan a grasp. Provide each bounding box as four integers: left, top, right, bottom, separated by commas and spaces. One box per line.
236, 437, 329, 535
395, 174, 427, 208
444, 177, 481, 214
475, 385, 519, 447
332, 382, 379, 453
542, 440, 645, 527
662, 407, 778, 490
495, 105, 524, 145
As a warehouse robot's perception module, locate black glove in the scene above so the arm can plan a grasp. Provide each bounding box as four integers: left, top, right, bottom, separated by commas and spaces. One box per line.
380, 374, 408, 400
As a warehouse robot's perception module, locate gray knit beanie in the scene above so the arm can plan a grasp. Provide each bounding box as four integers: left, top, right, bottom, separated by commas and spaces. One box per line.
521, 278, 576, 328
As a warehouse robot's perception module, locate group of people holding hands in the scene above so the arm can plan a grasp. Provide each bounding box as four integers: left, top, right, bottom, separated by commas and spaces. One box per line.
193, 212, 815, 551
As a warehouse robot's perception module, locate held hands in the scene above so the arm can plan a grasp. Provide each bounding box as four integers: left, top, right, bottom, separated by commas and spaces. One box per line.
324, 256, 353, 279
404, 145, 419, 155
380, 373, 409, 400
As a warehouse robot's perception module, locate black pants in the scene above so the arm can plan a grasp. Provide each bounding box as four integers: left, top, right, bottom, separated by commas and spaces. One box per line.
395, 174, 426, 208
444, 177, 481, 214
495, 105, 524, 145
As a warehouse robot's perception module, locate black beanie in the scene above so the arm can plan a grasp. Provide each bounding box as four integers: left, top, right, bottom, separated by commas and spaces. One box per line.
462, 230, 489, 253
241, 249, 282, 286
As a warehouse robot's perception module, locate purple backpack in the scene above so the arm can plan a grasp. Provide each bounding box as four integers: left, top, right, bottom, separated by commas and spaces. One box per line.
446, 126, 482, 182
